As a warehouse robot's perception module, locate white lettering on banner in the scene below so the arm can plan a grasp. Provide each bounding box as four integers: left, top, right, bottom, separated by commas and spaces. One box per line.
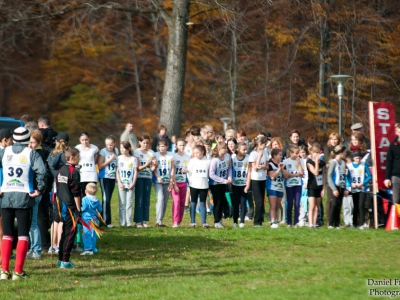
378, 137, 390, 148
380, 152, 387, 170
378, 123, 390, 134
376, 107, 391, 169
377, 108, 389, 120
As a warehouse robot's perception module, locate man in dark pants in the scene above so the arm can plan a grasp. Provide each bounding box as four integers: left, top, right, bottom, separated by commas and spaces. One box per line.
38, 115, 58, 252
384, 123, 400, 204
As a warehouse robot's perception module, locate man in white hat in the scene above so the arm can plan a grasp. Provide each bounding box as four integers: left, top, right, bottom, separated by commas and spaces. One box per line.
343, 123, 371, 150
0, 127, 46, 280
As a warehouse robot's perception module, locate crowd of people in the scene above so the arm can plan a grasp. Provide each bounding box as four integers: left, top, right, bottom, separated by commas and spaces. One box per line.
0, 114, 398, 279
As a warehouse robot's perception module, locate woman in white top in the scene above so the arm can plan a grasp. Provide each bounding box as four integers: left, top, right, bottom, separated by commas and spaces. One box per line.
245, 136, 269, 227
75, 131, 99, 193
116, 141, 138, 227
187, 145, 211, 228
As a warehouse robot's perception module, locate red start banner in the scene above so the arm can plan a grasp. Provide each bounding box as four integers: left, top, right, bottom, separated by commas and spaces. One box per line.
369, 102, 396, 190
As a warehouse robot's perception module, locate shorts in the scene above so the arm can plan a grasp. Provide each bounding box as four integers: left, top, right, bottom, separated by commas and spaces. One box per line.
308, 188, 323, 198
267, 189, 284, 198
51, 197, 62, 223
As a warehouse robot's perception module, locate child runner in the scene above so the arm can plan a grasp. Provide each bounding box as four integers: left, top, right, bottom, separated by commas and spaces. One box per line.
187, 145, 211, 228
246, 136, 268, 227
116, 141, 138, 227
171, 138, 190, 227
209, 142, 232, 228
327, 145, 348, 229
346, 152, 372, 229
81, 183, 102, 255
231, 142, 250, 228
306, 143, 326, 229
298, 145, 309, 227
342, 155, 354, 227
57, 147, 81, 268
0, 127, 46, 279
134, 135, 156, 228
266, 149, 288, 228
75, 131, 99, 194
202, 139, 213, 214
153, 139, 174, 227
283, 145, 304, 227
98, 135, 119, 228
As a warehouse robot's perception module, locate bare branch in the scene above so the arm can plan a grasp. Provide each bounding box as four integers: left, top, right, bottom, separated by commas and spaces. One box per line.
0, 2, 158, 24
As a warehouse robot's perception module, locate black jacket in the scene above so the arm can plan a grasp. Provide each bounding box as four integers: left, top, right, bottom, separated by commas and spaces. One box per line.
385, 138, 400, 179
56, 164, 81, 209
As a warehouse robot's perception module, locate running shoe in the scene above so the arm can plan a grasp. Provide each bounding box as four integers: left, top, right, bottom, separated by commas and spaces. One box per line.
26, 252, 41, 260
0, 270, 11, 280
12, 271, 29, 280
214, 222, 224, 229
60, 261, 75, 269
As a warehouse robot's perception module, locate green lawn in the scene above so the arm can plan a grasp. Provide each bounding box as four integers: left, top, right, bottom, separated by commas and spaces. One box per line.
1, 187, 399, 299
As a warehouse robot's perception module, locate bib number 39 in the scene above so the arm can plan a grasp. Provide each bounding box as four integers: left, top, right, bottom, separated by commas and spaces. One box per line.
8, 167, 23, 177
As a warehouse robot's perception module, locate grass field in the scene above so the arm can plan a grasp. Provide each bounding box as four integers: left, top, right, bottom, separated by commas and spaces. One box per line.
1, 187, 399, 299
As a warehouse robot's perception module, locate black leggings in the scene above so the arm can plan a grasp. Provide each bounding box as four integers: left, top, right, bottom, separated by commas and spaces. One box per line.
2, 208, 32, 237
251, 180, 266, 225
99, 178, 116, 225
210, 184, 227, 224
232, 185, 247, 224
352, 192, 371, 226
59, 208, 77, 262
328, 187, 345, 227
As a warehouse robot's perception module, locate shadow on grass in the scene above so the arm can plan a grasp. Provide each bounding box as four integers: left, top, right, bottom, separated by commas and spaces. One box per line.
39, 231, 235, 280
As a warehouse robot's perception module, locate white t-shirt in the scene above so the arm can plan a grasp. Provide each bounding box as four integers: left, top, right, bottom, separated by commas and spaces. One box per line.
187, 157, 210, 189
153, 151, 174, 184
117, 156, 138, 188
173, 153, 190, 183
184, 146, 192, 157
231, 153, 249, 186
283, 157, 302, 187
98, 148, 119, 179
76, 144, 99, 182
248, 150, 267, 181
133, 149, 155, 179
300, 158, 308, 188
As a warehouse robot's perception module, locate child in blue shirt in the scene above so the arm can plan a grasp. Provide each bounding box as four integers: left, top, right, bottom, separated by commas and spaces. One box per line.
346, 152, 372, 229
81, 183, 102, 255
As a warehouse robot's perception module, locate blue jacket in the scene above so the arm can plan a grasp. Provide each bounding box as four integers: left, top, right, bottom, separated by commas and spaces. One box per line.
81, 195, 102, 220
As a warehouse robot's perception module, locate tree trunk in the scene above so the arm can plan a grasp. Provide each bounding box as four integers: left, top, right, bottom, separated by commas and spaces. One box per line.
126, 12, 143, 121
229, 16, 237, 129
158, 0, 190, 136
